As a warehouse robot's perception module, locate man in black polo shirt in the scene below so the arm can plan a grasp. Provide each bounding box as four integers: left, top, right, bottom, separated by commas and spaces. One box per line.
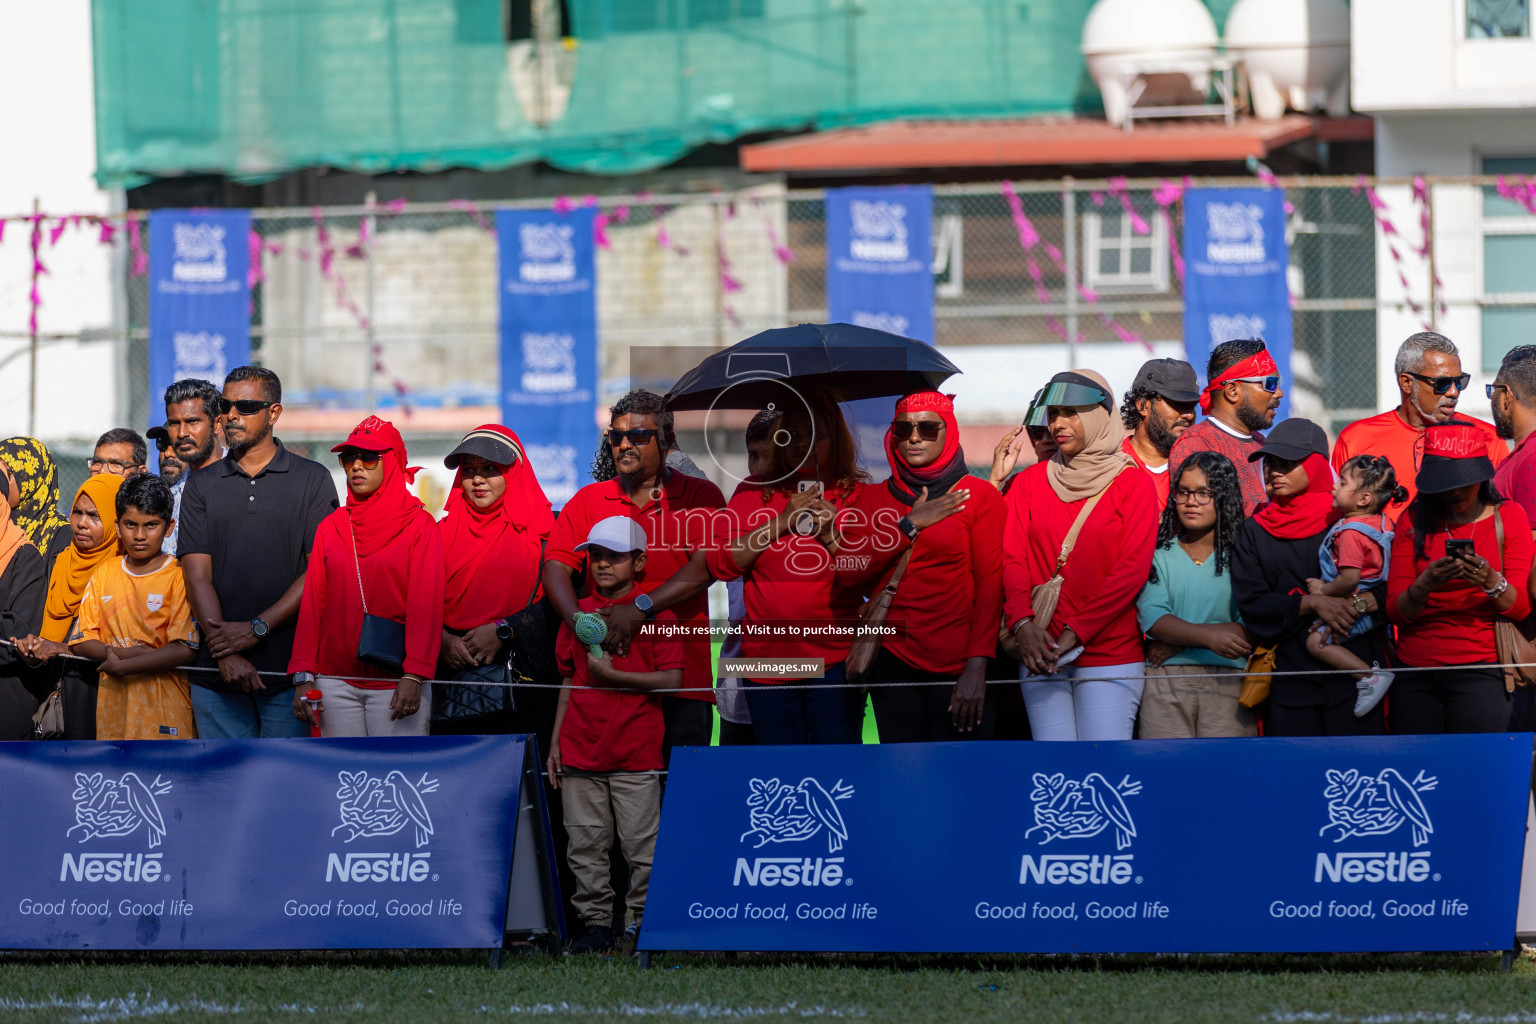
178, 366, 339, 737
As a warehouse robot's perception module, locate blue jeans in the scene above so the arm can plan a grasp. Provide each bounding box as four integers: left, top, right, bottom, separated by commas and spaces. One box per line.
742, 663, 862, 745
191, 685, 309, 739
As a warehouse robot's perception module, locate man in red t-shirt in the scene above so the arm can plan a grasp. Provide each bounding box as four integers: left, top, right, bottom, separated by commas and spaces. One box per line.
542, 390, 725, 761
1332, 331, 1506, 517
1167, 339, 1283, 515
1119, 357, 1199, 511
547, 515, 683, 955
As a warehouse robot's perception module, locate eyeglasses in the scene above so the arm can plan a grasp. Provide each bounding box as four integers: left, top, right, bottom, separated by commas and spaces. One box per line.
219, 398, 276, 416
1173, 487, 1215, 506
1488, 383, 1511, 400
336, 448, 383, 469
891, 421, 943, 442
606, 428, 659, 448
1404, 371, 1470, 396
1230, 375, 1281, 393
88, 457, 138, 474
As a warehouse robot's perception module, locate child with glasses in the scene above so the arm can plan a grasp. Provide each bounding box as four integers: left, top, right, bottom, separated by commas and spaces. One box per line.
1135, 451, 1258, 738
1305, 455, 1408, 716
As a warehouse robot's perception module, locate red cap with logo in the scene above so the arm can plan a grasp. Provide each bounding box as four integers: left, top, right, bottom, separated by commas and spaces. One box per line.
1416, 419, 1495, 495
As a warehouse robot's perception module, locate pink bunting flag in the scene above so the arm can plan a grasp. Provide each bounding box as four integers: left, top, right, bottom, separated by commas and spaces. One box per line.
97, 220, 116, 245
128, 214, 147, 276
383, 198, 408, 215
247, 229, 265, 289
552, 196, 575, 214
593, 212, 612, 250
1000, 181, 1040, 251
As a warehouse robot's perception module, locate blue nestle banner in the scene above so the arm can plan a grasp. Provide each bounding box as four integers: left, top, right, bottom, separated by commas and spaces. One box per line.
147, 210, 251, 428
497, 207, 599, 509
825, 185, 935, 471
1183, 187, 1294, 420
642, 736, 1531, 954
0, 736, 522, 950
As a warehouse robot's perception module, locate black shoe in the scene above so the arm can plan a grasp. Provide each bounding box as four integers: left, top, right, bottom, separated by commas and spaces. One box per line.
566, 926, 615, 955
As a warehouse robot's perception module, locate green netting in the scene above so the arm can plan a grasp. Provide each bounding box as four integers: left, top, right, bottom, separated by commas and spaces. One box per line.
93, 0, 1235, 188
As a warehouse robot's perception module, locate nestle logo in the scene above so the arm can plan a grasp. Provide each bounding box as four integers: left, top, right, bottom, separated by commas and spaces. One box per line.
733, 856, 844, 887
1314, 851, 1432, 884
59, 852, 162, 883
1018, 854, 1134, 886
325, 852, 432, 883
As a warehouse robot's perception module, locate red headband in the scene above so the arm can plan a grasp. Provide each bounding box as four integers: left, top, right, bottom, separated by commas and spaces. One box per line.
893, 391, 955, 416
1200, 350, 1279, 414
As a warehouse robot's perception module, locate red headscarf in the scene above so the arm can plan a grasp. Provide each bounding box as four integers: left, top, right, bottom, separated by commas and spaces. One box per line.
1252, 452, 1339, 541
1200, 349, 1279, 414
884, 391, 968, 502
333, 416, 425, 557
438, 425, 555, 630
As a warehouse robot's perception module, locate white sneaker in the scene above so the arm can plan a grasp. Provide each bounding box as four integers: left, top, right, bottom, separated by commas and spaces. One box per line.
1354, 665, 1394, 718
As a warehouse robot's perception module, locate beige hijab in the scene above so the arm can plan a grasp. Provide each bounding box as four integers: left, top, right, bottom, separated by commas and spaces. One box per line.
1044, 368, 1133, 502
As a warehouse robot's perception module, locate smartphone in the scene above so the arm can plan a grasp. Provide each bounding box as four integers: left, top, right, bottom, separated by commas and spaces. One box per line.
797, 479, 819, 493
1445, 538, 1476, 559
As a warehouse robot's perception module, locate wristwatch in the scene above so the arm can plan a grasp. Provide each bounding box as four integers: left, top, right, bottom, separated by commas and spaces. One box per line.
634, 593, 657, 620
495, 618, 513, 641
293, 672, 315, 685
897, 516, 919, 541
1351, 596, 1368, 615
250, 617, 270, 639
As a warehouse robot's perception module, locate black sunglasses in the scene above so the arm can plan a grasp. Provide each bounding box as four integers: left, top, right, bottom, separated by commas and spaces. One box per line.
1404, 371, 1470, 396
153, 437, 173, 453
219, 398, 276, 416
891, 421, 943, 442
336, 448, 383, 469
606, 428, 659, 447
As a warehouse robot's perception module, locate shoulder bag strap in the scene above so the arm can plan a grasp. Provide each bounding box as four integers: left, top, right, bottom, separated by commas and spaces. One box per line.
1054, 466, 1126, 572
1495, 502, 1506, 574
346, 515, 369, 616
522, 539, 546, 611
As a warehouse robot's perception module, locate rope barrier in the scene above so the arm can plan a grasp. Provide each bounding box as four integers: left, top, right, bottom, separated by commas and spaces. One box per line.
5, 639, 1533, 694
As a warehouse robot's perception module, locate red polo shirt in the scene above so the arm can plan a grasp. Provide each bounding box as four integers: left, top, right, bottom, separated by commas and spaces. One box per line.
547, 471, 725, 701
555, 593, 682, 772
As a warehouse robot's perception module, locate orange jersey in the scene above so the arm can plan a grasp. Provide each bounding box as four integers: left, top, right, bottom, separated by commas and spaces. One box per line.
72, 556, 199, 741
1331, 410, 1508, 519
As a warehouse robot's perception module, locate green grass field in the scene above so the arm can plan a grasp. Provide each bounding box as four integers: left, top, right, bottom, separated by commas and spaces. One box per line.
3, 951, 1536, 1023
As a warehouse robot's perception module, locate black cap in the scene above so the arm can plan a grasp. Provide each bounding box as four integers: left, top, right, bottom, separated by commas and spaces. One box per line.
444, 427, 522, 470
1132, 358, 1200, 404
1247, 418, 1329, 463
146, 425, 171, 442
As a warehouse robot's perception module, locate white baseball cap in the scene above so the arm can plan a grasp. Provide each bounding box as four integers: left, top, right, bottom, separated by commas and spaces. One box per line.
575, 515, 647, 554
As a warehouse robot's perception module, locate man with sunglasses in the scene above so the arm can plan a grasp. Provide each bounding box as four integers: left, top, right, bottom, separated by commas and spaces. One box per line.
543, 389, 726, 762
1331, 331, 1505, 515
152, 378, 227, 558
1168, 339, 1283, 515
178, 366, 340, 738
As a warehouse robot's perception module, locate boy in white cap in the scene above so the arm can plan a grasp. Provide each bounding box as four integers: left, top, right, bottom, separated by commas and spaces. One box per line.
547, 515, 684, 954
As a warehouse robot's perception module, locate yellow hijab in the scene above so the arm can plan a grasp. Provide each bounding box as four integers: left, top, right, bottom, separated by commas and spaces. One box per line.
41, 474, 123, 642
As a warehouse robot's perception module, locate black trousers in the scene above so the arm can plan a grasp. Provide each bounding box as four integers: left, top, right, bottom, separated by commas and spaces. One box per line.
867, 649, 998, 743
662, 696, 714, 767
1391, 665, 1510, 734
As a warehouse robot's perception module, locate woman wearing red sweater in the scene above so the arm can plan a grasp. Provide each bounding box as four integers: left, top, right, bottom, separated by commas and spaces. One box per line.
290, 417, 445, 736
1386, 421, 1532, 733
841, 391, 999, 740
705, 393, 873, 745
1003, 369, 1158, 742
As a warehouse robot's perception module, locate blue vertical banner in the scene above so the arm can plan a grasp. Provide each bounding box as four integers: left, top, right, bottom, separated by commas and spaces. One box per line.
1183, 188, 1293, 420
148, 210, 251, 426
497, 207, 599, 508
825, 186, 935, 472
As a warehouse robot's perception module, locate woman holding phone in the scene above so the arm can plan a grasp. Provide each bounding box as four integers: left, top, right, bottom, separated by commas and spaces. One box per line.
1386, 421, 1532, 733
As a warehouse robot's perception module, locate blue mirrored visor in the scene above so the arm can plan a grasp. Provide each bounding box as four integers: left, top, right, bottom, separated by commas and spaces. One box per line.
1024, 381, 1110, 426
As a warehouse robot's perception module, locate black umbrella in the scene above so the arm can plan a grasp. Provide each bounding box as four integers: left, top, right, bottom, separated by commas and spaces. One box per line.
663, 322, 960, 411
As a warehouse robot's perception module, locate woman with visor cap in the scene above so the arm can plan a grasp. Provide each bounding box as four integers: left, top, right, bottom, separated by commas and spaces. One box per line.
1002, 370, 1158, 741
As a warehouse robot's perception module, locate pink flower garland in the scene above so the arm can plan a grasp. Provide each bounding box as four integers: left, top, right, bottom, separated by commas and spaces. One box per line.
1354, 175, 1436, 330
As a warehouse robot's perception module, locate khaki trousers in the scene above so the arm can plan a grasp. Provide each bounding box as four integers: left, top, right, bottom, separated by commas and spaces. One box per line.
1136, 664, 1258, 739
561, 772, 661, 928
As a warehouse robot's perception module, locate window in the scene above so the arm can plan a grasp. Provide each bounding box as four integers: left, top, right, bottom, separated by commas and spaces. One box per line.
1468, 0, 1529, 38
1083, 209, 1169, 293
1480, 157, 1536, 371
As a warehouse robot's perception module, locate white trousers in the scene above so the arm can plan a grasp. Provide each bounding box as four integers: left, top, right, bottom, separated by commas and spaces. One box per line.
317, 676, 432, 738
1019, 661, 1145, 742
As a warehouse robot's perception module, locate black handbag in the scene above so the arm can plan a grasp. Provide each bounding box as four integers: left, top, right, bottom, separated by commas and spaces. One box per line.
348, 518, 407, 677
434, 541, 560, 724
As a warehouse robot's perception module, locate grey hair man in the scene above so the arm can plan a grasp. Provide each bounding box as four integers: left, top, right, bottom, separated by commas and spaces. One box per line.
1330, 331, 1505, 510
